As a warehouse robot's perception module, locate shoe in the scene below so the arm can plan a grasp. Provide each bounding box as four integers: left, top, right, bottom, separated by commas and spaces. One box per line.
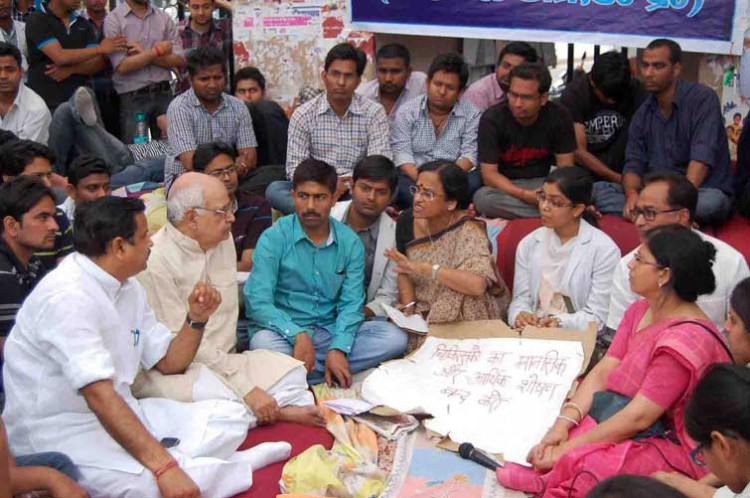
74, 87, 98, 126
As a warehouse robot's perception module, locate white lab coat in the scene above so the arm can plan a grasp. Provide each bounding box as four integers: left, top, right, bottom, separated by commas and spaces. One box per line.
330, 200, 399, 316
607, 230, 750, 332
3, 254, 254, 498
509, 220, 621, 332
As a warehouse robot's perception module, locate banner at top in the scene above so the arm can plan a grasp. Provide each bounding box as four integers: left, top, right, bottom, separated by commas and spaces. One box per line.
348, 0, 745, 55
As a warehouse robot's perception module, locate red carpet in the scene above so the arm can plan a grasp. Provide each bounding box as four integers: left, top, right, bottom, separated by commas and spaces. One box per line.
231, 422, 334, 498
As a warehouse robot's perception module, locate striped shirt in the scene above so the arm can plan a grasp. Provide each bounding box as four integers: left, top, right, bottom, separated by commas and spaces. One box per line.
165, 89, 257, 188
34, 208, 74, 270
391, 93, 481, 168
0, 238, 46, 338
286, 92, 391, 178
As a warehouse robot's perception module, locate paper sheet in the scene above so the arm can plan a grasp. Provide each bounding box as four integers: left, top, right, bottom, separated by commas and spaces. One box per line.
382, 303, 429, 334
361, 336, 584, 464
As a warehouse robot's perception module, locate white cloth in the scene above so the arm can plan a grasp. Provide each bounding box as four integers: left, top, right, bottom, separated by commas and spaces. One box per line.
330, 200, 398, 316
58, 196, 76, 225
606, 230, 750, 332
538, 229, 578, 316
0, 84, 51, 143
714, 482, 750, 498
509, 220, 621, 332
2, 254, 254, 497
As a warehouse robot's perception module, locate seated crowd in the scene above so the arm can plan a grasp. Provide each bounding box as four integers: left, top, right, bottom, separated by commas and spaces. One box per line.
0, 5, 748, 494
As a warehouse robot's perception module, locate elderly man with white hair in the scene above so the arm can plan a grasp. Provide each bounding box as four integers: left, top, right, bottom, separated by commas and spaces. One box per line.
136, 172, 324, 427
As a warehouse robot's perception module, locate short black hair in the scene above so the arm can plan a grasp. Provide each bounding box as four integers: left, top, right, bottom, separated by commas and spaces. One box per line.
497, 41, 538, 66
417, 160, 470, 209
591, 51, 632, 102
0, 41, 22, 67
0, 177, 55, 235
74, 196, 145, 257
67, 156, 111, 187
735, 112, 743, 119
646, 38, 682, 64
544, 167, 597, 226
587, 475, 690, 498
686, 364, 750, 447
324, 43, 366, 77
427, 52, 469, 91
730, 277, 750, 337
644, 224, 716, 303
186, 46, 225, 77
192, 142, 238, 172
0, 129, 18, 146
0, 139, 56, 178
353, 155, 397, 193
509, 62, 552, 94
376, 43, 410, 67
291, 158, 337, 193
233, 66, 266, 93
642, 171, 698, 223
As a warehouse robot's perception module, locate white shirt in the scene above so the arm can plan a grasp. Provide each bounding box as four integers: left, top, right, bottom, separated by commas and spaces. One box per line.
3, 254, 173, 473
607, 230, 750, 332
58, 196, 76, 225
0, 84, 51, 144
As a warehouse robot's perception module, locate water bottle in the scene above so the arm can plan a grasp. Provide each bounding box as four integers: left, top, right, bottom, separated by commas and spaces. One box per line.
133, 111, 149, 144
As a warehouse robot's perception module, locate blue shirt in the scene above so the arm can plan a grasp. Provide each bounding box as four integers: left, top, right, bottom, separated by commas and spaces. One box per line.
391, 93, 481, 169
624, 80, 733, 194
244, 214, 365, 354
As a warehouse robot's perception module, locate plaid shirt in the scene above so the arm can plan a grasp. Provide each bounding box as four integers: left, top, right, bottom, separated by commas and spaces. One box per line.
391, 94, 481, 168
165, 88, 257, 188
175, 17, 231, 95
286, 92, 391, 178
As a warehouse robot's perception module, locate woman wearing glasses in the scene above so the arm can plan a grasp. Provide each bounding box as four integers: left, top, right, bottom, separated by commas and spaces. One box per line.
385, 160, 508, 352
508, 167, 620, 332
497, 224, 733, 497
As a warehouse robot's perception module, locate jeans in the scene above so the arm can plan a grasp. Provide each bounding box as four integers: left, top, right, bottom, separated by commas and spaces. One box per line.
249, 321, 408, 385
473, 177, 546, 219
110, 155, 166, 189
15, 452, 82, 481
119, 89, 172, 144
48, 94, 132, 176
395, 169, 483, 209
594, 181, 733, 225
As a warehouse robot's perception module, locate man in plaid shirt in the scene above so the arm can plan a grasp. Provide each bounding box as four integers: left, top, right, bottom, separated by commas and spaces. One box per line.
266, 43, 391, 214
176, 0, 231, 95
165, 45, 257, 190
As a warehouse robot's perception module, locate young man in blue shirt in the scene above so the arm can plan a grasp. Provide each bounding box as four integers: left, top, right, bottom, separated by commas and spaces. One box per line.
245, 158, 407, 387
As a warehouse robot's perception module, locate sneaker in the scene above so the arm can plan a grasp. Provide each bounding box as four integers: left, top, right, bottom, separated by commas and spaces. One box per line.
74, 87, 98, 126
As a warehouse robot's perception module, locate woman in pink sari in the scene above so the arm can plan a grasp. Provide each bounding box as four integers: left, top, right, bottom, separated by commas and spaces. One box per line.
497, 224, 733, 497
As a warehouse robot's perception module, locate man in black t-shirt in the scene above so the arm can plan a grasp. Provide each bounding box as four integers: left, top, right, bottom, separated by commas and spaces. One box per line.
560, 51, 646, 184
25, 0, 126, 111
474, 62, 576, 219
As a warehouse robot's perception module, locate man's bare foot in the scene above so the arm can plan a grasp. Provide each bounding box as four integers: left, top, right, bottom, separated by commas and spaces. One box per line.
279, 405, 326, 427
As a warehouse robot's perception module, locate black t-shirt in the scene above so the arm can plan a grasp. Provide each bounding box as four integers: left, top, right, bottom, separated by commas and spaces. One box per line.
247, 100, 289, 167
560, 76, 646, 175
25, 7, 97, 109
478, 101, 576, 180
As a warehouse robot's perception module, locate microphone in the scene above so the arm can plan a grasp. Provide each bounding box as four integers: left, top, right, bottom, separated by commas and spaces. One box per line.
458, 442, 502, 471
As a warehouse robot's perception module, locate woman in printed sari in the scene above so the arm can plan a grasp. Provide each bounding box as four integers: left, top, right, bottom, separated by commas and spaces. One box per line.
496, 224, 733, 497
385, 160, 507, 351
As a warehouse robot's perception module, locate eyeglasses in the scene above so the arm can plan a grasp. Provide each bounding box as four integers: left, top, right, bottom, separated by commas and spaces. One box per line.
207, 164, 237, 179
193, 206, 233, 219
690, 442, 707, 467
409, 185, 444, 202
633, 250, 665, 269
536, 191, 574, 209
629, 207, 683, 222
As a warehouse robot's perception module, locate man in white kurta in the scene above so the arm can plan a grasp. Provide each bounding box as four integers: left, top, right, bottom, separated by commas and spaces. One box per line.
2, 196, 291, 498
136, 172, 324, 427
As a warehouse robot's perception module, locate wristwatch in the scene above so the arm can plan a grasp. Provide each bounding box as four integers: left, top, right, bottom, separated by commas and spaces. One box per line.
186, 314, 207, 331
431, 264, 441, 280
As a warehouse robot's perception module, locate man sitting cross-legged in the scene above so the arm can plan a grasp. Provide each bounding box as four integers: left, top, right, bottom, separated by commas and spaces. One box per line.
137, 172, 324, 427
2, 196, 292, 498
246, 158, 407, 388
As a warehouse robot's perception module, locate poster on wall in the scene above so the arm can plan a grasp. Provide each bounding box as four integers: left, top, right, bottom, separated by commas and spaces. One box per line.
232, 0, 374, 110
348, 0, 746, 56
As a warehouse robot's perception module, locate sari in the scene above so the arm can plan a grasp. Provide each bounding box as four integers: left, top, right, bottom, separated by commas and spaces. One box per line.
497, 299, 732, 497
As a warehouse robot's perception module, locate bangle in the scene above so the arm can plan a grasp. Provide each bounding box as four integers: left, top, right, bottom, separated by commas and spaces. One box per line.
562, 402, 584, 421
153, 458, 178, 479
556, 414, 579, 427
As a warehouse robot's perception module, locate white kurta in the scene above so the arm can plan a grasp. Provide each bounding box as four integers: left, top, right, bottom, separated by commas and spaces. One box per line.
2, 254, 254, 498
135, 224, 310, 412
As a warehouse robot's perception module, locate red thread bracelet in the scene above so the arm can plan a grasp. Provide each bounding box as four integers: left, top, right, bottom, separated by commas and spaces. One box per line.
153, 458, 178, 479
153, 45, 163, 57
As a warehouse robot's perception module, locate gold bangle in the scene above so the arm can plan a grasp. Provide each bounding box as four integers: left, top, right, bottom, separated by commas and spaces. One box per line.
562, 401, 584, 421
